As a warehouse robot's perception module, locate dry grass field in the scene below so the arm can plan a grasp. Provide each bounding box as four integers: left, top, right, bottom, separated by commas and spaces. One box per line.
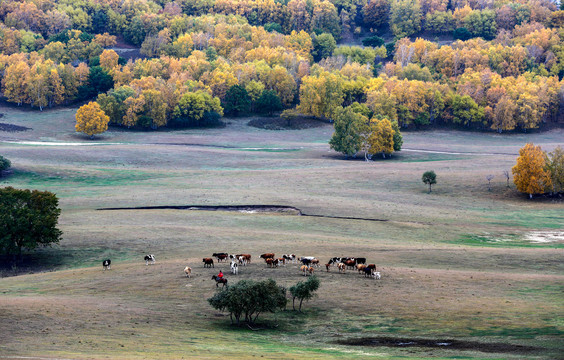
0, 104, 563, 359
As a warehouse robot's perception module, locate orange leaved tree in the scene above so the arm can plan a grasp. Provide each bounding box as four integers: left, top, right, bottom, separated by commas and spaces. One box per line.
75, 102, 110, 139
512, 143, 552, 199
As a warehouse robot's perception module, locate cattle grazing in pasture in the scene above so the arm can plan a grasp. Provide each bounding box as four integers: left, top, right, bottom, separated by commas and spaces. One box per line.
299, 256, 317, 266
264, 258, 279, 268
357, 264, 367, 273
372, 271, 381, 279
212, 275, 228, 288
355, 257, 366, 265
300, 265, 314, 276
363, 267, 375, 278
366, 264, 376, 271
102, 259, 111, 270
184, 266, 192, 278
277, 257, 286, 266
311, 259, 320, 267
144, 254, 156, 265
202, 258, 214, 268
236, 254, 251, 264
230, 261, 238, 275
337, 262, 346, 273
213, 253, 229, 262
237, 256, 248, 266
344, 259, 356, 269
282, 254, 297, 264
325, 263, 331, 271
260, 253, 275, 260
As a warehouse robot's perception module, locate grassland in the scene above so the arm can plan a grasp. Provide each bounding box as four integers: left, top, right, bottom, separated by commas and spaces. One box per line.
0, 104, 563, 359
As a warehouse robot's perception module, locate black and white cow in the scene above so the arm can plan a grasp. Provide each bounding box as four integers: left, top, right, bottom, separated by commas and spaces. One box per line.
102, 259, 111, 270
282, 254, 297, 264
144, 254, 156, 265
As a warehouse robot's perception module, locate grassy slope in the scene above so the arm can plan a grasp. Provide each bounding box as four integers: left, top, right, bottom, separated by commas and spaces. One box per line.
0, 104, 563, 359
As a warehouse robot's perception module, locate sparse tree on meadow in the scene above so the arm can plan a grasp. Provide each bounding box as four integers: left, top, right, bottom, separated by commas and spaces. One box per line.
289, 275, 320, 312
486, 174, 494, 191
207, 279, 286, 326
512, 143, 552, 199
502, 170, 510, 188
0, 187, 62, 260
75, 102, 110, 139
422, 170, 437, 193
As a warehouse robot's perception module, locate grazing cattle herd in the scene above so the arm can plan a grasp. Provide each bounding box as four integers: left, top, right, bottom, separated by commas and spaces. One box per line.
102, 253, 382, 285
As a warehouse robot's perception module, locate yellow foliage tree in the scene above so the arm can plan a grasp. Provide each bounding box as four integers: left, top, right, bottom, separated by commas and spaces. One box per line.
366, 118, 395, 158
75, 102, 110, 139
512, 143, 552, 199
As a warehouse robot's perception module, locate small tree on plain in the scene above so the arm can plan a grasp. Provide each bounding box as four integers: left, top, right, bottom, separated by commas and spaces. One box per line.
0, 187, 62, 261
486, 174, 494, 191
289, 276, 320, 312
502, 170, 510, 188
207, 279, 286, 326
422, 170, 437, 193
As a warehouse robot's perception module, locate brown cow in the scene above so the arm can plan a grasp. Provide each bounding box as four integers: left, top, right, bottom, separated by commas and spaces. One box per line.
325, 263, 331, 272
202, 258, 214, 268
265, 258, 276, 268
311, 259, 320, 267
236, 254, 251, 264
344, 259, 356, 270
357, 264, 367, 273
260, 253, 275, 260
337, 262, 346, 273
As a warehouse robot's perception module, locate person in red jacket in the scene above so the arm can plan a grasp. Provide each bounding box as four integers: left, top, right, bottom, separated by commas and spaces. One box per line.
217, 270, 224, 279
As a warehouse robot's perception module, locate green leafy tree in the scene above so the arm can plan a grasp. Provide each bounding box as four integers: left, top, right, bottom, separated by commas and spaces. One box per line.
0, 187, 62, 260
422, 170, 437, 193
172, 91, 223, 127
312, 33, 336, 62
329, 106, 367, 158
222, 85, 251, 117
208, 279, 287, 326
0, 156, 11, 174
548, 146, 564, 194
289, 275, 320, 312
77, 66, 114, 101
255, 90, 283, 116
449, 94, 485, 127
391, 120, 403, 152
390, 0, 422, 39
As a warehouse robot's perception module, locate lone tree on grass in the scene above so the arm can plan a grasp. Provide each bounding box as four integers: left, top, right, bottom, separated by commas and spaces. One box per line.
502, 170, 510, 188
486, 174, 494, 191
289, 275, 320, 312
512, 143, 552, 199
75, 101, 110, 139
422, 170, 437, 193
208, 279, 286, 326
0, 187, 62, 261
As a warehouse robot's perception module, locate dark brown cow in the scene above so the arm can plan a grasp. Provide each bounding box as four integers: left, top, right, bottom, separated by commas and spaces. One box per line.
213, 253, 229, 262
366, 264, 376, 271
260, 253, 275, 260
202, 258, 214, 268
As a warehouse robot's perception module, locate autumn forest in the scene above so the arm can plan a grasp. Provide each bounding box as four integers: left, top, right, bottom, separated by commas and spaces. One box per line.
0, 0, 563, 142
